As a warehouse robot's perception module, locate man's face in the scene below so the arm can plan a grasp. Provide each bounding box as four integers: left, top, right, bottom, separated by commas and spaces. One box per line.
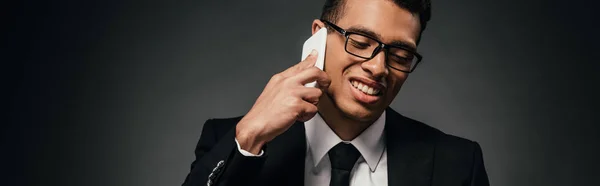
317, 0, 422, 122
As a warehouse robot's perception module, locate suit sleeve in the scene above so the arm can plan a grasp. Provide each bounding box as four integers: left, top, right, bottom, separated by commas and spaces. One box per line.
469, 142, 490, 186
182, 119, 268, 186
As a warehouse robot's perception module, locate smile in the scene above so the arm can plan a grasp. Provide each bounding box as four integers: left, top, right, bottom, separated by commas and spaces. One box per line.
351, 80, 381, 96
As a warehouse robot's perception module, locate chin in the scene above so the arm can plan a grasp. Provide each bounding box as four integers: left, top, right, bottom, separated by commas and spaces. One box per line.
324, 80, 391, 122
336, 99, 384, 122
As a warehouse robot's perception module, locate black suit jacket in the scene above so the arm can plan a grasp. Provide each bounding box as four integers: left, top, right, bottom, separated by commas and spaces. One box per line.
182, 108, 489, 186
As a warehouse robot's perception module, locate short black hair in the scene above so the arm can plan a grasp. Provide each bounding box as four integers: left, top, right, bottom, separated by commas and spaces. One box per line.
320, 0, 432, 43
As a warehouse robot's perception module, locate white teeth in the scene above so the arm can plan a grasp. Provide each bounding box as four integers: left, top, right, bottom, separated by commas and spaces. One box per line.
361, 85, 368, 92
351, 80, 380, 95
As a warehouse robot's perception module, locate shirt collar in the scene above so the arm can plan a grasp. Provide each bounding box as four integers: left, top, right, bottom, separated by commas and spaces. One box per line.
304, 111, 386, 172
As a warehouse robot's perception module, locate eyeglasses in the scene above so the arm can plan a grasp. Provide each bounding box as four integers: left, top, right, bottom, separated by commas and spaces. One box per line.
322, 20, 422, 73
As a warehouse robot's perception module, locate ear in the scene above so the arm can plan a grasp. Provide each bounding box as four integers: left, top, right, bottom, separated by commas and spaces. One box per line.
311, 19, 326, 35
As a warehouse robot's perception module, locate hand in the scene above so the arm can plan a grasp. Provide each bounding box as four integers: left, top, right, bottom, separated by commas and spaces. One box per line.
236, 50, 330, 154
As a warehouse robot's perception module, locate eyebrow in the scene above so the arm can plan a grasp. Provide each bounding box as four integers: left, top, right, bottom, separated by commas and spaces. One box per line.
345, 26, 417, 52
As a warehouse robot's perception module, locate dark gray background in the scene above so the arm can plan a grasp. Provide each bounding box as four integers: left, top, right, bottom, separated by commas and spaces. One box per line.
6, 0, 599, 185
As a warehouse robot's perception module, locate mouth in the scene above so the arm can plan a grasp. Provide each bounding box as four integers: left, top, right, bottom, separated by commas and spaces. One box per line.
351, 80, 381, 95
348, 77, 386, 104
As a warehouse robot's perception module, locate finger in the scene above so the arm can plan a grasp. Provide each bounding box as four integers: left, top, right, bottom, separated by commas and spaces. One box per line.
293, 87, 322, 105
281, 50, 318, 77
296, 102, 318, 122
299, 49, 319, 68
290, 66, 331, 87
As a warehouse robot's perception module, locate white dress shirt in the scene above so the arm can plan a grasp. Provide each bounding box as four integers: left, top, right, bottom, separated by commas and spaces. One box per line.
304, 112, 387, 186
236, 111, 387, 186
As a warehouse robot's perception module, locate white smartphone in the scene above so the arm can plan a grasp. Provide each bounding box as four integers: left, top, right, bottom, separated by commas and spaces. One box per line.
301, 27, 327, 87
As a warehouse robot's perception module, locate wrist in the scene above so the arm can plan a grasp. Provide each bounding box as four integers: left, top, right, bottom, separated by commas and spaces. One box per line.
235, 123, 267, 154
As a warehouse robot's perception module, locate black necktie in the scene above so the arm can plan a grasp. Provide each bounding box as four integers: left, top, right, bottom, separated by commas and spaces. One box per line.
328, 143, 361, 186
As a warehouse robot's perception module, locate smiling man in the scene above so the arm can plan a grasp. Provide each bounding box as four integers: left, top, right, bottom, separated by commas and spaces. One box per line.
182, 0, 489, 186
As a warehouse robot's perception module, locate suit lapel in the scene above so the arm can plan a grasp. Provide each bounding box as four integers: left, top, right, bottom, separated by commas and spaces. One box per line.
385, 108, 435, 186
259, 121, 306, 186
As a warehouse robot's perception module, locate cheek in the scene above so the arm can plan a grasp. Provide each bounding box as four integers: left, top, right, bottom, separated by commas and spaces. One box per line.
325, 50, 355, 80
388, 73, 408, 95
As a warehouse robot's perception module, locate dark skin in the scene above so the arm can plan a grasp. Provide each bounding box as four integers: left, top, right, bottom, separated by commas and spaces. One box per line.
236, 0, 422, 154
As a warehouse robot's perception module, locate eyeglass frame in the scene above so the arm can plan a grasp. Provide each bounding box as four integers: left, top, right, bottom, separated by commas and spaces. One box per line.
321, 20, 423, 73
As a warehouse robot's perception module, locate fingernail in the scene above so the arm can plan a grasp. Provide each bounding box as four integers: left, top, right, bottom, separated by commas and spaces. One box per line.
310, 49, 318, 56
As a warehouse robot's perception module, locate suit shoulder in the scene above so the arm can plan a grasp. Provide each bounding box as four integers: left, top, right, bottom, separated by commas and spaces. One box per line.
409, 118, 481, 160
398, 114, 482, 166
401, 115, 445, 137
435, 132, 480, 160
391, 110, 479, 151
394, 114, 487, 182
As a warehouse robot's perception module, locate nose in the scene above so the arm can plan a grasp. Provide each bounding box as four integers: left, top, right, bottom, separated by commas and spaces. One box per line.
360, 50, 389, 79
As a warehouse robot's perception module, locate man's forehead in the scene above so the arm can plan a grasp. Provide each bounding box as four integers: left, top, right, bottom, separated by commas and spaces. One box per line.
337, 0, 421, 48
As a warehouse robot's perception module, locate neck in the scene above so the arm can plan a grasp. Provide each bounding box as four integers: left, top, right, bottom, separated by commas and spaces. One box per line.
317, 95, 376, 141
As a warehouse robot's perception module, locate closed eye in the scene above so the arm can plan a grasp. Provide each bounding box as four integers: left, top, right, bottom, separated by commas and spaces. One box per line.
389, 54, 412, 64
349, 39, 370, 49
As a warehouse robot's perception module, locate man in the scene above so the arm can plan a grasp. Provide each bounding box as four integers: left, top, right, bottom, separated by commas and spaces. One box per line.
183, 0, 489, 185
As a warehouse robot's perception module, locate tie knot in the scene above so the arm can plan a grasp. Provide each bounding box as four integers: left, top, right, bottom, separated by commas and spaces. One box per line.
328, 143, 361, 171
